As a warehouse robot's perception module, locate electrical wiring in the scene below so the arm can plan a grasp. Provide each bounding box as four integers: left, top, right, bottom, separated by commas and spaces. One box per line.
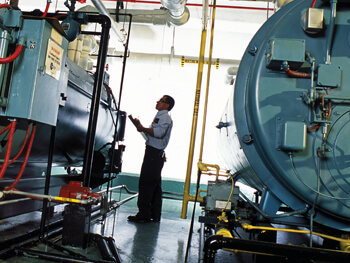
222, 172, 234, 212
290, 154, 350, 200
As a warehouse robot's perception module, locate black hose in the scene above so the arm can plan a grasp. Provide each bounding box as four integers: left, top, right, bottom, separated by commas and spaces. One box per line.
105, 237, 122, 263
90, 234, 116, 262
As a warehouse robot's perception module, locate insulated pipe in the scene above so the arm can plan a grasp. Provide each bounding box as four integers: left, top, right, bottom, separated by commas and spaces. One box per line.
91, 0, 126, 45
161, 0, 186, 18
161, 0, 190, 26
115, 8, 189, 26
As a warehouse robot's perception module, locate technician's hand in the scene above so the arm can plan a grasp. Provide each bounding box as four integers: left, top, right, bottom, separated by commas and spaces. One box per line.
134, 118, 143, 132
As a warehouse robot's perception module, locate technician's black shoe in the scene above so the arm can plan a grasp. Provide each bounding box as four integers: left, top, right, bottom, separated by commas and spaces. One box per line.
151, 218, 161, 222
127, 215, 151, 223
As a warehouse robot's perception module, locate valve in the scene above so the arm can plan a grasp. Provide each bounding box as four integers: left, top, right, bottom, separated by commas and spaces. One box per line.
59, 181, 101, 204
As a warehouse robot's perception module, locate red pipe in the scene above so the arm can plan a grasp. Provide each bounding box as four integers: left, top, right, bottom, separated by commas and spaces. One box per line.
5, 125, 36, 190
0, 44, 24, 64
0, 121, 16, 181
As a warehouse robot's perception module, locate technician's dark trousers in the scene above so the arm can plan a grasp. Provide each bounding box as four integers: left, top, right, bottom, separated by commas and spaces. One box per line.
137, 145, 165, 220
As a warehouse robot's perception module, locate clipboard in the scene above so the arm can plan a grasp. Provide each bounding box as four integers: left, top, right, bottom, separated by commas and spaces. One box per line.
128, 114, 148, 141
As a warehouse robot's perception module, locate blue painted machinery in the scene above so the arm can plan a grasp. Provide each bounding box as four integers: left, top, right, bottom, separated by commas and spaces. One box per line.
0, 4, 126, 220
201, 0, 350, 261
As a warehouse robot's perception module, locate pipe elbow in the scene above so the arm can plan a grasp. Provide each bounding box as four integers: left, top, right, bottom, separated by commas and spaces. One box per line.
168, 6, 190, 26
161, 0, 190, 26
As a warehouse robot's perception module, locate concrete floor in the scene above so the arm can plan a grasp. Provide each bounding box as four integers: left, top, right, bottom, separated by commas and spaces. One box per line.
91, 195, 202, 263
0, 192, 203, 263
0, 188, 332, 263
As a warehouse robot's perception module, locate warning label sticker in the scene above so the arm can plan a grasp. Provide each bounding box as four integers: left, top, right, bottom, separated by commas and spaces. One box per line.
45, 38, 64, 80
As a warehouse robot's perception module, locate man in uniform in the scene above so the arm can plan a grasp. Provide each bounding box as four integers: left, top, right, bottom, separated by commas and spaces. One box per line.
128, 95, 175, 223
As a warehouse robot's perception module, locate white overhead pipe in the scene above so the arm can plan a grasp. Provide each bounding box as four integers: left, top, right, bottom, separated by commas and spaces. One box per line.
91, 0, 127, 45
115, 8, 189, 26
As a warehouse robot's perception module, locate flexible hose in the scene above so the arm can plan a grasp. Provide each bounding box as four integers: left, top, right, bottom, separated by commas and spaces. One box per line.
5, 124, 36, 190
285, 69, 311, 78
0, 44, 23, 64
311, 0, 317, 8
0, 124, 30, 168
0, 121, 16, 181
0, 123, 13, 135
42, 1, 50, 18
0, 4, 10, 9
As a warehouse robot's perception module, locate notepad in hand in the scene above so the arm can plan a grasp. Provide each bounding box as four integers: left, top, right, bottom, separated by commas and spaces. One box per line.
128, 114, 148, 141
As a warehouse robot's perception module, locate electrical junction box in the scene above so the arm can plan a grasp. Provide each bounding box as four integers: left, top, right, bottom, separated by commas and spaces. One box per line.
266, 38, 305, 70
4, 19, 68, 126
317, 64, 341, 88
280, 121, 307, 152
205, 180, 239, 212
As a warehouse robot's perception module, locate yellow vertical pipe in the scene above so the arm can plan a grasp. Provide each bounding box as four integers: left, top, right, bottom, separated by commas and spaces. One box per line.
199, 0, 216, 163
181, 29, 207, 219
181, 0, 217, 219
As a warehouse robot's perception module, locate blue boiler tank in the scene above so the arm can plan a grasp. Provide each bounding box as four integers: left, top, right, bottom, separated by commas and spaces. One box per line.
217, 0, 350, 232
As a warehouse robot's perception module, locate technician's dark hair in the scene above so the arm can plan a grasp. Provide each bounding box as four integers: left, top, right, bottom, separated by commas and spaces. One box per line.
164, 95, 175, 111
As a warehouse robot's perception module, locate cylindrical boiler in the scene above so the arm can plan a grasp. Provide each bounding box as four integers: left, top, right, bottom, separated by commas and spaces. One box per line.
217, 0, 350, 231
